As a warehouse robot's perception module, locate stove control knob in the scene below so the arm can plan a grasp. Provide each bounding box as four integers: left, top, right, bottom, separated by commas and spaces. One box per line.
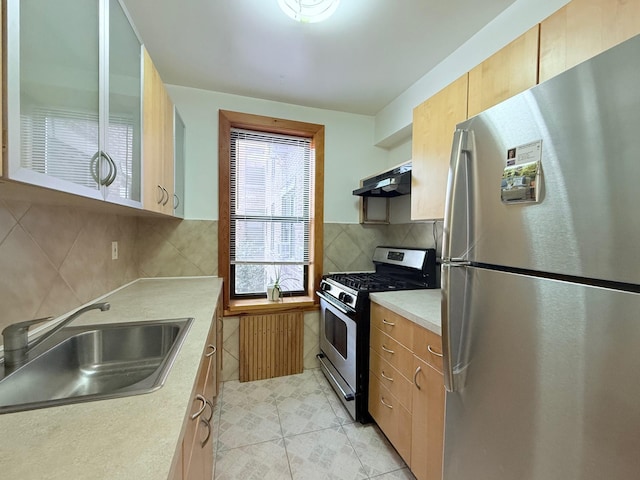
321, 283, 331, 292
339, 292, 353, 304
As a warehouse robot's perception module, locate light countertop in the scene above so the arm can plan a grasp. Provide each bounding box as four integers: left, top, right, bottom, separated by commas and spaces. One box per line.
369, 288, 442, 335
0, 276, 223, 480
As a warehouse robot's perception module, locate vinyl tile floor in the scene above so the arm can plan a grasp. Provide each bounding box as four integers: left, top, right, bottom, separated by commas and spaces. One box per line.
211, 368, 416, 480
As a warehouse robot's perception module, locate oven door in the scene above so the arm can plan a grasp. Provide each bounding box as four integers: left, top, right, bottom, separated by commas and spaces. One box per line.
317, 293, 357, 393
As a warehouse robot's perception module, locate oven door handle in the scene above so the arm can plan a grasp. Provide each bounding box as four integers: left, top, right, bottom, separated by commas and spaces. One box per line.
317, 353, 355, 401
316, 291, 356, 315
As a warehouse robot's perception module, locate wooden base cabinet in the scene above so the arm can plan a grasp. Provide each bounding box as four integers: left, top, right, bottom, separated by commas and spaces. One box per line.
411, 357, 445, 480
369, 373, 412, 463
169, 293, 222, 480
182, 315, 217, 480
369, 302, 446, 480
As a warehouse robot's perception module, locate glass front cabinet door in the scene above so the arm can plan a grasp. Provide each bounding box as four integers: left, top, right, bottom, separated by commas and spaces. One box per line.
6, 0, 142, 207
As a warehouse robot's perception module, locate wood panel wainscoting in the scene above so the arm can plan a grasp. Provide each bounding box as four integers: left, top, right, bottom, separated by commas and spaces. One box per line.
239, 312, 304, 382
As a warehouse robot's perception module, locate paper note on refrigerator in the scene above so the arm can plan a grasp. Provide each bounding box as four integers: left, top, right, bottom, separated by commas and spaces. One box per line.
501, 140, 542, 203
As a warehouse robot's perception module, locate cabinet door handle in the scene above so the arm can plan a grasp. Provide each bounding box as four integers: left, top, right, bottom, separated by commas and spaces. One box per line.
190, 394, 207, 419
102, 151, 117, 186
205, 344, 217, 357
382, 319, 396, 326
414, 366, 422, 390
428, 345, 443, 357
199, 417, 212, 447
380, 397, 393, 409
173, 194, 180, 210
381, 345, 395, 354
156, 185, 165, 204
90, 151, 101, 185
381, 370, 394, 382
205, 398, 214, 423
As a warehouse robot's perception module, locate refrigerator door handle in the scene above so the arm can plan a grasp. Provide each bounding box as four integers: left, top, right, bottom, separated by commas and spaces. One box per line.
441, 262, 456, 392
448, 259, 471, 265
442, 128, 469, 262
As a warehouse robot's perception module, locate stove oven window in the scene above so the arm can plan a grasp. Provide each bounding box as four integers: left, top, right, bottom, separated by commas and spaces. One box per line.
325, 309, 348, 359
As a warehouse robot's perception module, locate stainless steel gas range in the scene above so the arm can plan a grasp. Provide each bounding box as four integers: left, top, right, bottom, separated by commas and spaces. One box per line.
316, 246, 438, 423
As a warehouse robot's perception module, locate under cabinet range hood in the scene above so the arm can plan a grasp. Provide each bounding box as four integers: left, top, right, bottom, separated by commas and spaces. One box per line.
352, 162, 412, 197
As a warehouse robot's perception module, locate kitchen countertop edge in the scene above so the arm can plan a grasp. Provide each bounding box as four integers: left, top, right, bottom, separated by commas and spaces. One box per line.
369, 288, 442, 336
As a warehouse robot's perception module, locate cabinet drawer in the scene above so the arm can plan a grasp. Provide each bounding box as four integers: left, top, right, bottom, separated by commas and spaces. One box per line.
370, 326, 413, 379
412, 324, 443, 373
369, 374, 412, 464
370, 348, 412, 411
371, 302, 414, 348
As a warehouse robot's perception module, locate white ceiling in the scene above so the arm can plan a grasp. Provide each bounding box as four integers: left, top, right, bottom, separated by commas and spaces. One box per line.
121, 0, 517, 116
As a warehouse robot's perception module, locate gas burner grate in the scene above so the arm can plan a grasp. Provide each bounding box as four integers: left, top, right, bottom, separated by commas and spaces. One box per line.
327, 273, 419, 292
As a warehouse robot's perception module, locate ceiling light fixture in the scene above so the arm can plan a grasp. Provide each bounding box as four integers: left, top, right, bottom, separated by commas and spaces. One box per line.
277, 0, 340, 23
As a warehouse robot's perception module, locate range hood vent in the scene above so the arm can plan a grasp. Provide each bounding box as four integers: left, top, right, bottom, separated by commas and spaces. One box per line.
352, 162, 412, 197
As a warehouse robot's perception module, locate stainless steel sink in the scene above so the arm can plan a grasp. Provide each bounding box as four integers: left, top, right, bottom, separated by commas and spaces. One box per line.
0, 318, 193, 414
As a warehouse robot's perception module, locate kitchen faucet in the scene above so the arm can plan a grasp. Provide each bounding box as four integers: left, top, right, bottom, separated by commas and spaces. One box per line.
2, 302, 111, 371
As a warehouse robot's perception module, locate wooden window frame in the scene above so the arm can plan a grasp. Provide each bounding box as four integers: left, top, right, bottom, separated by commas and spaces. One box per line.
218, 110, 324, 314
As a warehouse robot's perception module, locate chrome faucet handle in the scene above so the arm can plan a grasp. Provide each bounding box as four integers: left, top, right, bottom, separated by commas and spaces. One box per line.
2, 316, 53, 353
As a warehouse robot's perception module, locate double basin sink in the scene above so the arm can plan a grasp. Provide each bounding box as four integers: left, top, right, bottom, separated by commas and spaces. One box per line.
0, 317, 193, 414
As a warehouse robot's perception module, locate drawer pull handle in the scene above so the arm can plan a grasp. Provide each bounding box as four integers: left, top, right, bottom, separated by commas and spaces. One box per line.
382, 319, 396, 326
380, 397, 393, 409
191, 394, 207, 419
427, 345, 443, 357
381, 345, 395, 354
381, 370, 394, 382
205, 344, 217, 357
414, 366, 422, 390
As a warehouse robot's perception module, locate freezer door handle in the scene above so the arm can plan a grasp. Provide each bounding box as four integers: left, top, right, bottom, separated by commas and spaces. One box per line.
442, 262, 456, 392
442, 129, 467, 261
443, 129, 472, 264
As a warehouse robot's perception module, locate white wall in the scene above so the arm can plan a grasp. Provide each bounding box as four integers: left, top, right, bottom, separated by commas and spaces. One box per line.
166, 85, 388, 223
374, 0, 571, 147
386, 137, 413, 224
170, 0, 573, 222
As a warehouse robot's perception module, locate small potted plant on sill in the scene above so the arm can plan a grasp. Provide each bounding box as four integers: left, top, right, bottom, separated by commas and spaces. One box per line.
266, 265, 294, 302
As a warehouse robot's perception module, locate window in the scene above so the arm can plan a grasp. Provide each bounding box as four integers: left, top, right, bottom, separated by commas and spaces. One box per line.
219, 111, 324, 311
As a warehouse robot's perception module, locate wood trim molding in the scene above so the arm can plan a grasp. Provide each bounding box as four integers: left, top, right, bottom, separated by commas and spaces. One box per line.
218, 110, 324, 313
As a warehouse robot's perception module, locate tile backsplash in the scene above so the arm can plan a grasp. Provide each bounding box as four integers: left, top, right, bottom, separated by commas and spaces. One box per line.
0, 198, 441, 346
137, 217, 218, 277
324, 221, 443, 273
0, 200, 137, 334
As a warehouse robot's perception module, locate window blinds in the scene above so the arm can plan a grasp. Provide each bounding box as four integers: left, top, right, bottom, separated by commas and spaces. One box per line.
20, 106, 135, 196
230, 128, 313, 267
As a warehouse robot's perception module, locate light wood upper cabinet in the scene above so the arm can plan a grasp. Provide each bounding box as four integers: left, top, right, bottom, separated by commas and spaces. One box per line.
143, 48, 175, 215
163, 86, 176, 212
174, 109, 187, 217
540, 0, 640, 82
411, 74, 468, 221
467, 25, 540, 118
5, 0, 142, 206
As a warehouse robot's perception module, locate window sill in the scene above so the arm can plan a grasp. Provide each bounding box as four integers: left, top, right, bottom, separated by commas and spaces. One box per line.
226, 295, 318, 316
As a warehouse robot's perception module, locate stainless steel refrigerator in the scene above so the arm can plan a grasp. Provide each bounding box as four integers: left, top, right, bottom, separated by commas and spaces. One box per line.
441, 34, 640, 480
